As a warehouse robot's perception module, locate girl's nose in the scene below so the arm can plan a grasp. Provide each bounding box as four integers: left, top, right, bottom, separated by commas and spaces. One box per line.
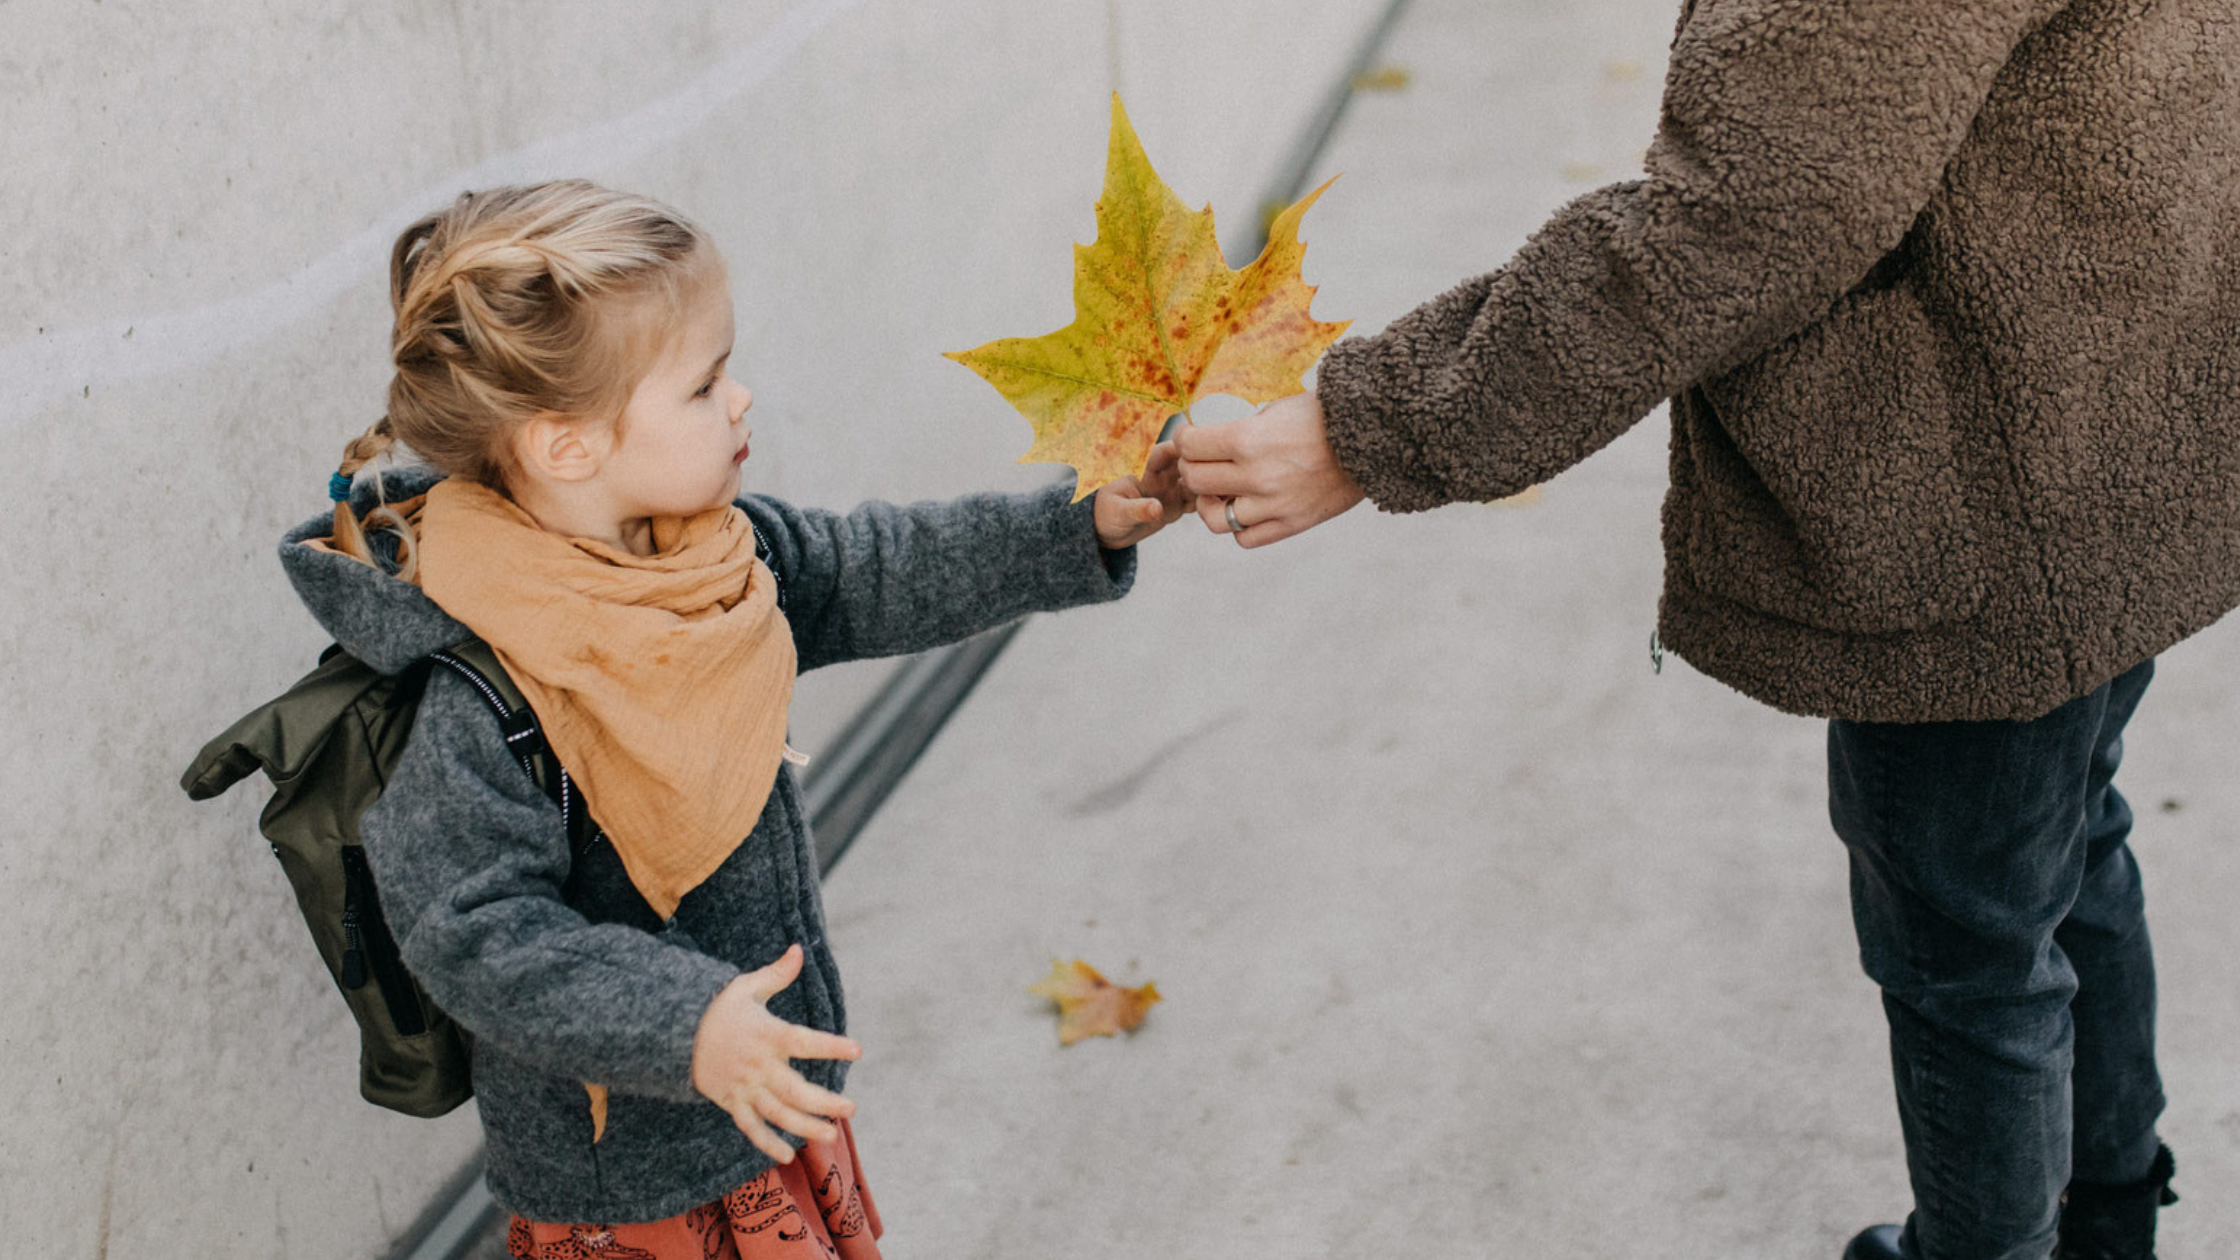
732, 383, 755, 420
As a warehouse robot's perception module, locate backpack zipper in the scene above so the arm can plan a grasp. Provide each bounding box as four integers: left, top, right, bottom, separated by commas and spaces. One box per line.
340, 851, 370, 990
339, 846, 430, 1036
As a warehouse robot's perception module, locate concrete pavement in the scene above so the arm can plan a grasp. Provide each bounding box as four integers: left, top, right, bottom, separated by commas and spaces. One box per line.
814, 0, 2240, 1257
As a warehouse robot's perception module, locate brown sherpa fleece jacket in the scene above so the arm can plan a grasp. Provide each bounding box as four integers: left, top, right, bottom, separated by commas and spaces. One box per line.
1317, 0, 2240, 722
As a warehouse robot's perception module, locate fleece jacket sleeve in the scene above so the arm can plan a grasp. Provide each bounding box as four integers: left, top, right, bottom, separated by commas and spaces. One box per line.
740, 479, 1137, 673
1316, 0, 2066, 511
361, 667, 739, 1103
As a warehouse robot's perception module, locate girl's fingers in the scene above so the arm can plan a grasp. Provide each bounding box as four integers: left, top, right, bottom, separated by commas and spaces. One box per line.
785, 1025, 863, 1062
1145, 441, 1181, 474
772, 1072, 855, 1120
738, 944, 805, 1002
729, 1101, 796, 1164
754, 1090, 841, 1145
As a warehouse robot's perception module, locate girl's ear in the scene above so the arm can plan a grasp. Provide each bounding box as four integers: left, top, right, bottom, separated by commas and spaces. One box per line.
512, 412, 607, 486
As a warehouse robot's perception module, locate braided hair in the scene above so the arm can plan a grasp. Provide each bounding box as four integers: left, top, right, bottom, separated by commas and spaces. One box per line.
332, 180, 710, 576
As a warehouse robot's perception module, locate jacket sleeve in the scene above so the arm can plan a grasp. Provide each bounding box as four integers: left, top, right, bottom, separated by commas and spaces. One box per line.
739, 479, 1137, 673
361, 668, 739, 1102
1316, 0, 2065, 510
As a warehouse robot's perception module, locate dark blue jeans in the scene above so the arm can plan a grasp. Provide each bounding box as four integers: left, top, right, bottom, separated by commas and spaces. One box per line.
1827, 658, 2165, 1260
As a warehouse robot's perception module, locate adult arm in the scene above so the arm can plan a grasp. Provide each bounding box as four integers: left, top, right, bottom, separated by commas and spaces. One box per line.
1189, 0, 2066, 524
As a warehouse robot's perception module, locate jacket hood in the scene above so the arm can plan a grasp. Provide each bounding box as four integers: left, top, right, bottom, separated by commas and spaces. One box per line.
278, 466, 473, 674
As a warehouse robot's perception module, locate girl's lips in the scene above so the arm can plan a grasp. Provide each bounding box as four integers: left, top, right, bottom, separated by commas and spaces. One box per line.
733, 439, 751, 464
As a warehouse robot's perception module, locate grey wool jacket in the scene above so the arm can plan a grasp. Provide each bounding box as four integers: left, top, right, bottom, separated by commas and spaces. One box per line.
280, 471, 1136, 1223
1318, 0, 2240, 722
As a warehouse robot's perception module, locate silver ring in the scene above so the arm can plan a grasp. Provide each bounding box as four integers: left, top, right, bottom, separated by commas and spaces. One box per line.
1224, 499, 1244, 534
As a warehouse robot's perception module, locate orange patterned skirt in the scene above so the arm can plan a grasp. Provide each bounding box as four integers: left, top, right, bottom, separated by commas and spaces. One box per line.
506, 1119, 882, 1260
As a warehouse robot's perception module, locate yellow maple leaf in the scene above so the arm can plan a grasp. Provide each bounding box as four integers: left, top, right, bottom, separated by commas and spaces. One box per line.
947, 94, 1352, 501
1028, 958, 1162, 1046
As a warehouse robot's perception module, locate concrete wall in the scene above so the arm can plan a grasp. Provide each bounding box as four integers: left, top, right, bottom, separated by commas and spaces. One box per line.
0, 1, 1385, 1254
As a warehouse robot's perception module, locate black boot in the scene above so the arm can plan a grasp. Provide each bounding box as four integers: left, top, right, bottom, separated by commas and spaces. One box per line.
1841, 1224, 1903, 1259
2058, 1144, 2179, 1260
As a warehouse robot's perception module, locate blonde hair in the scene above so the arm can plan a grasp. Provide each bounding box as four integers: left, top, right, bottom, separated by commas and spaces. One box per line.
333, 179, 713, 575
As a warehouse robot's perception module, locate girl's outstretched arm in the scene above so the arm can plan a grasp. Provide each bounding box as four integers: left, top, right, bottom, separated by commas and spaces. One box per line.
742, 447, 1177, 672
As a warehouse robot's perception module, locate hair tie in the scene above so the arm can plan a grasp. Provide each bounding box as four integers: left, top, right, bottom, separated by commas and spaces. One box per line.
329, 471, 355, 503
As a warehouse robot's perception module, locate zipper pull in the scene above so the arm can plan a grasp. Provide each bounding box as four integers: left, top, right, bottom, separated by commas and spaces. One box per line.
1649, 630, 1665, 676
340, 910, 367, 989
340, 848, 371, 988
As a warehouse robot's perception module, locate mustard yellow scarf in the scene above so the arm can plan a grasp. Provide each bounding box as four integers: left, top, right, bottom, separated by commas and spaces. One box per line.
414, 479, 798, 922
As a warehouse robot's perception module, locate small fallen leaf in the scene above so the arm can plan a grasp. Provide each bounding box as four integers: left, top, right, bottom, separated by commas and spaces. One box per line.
1028, 958, 1162, 1046
948, 94, 1351, 501
1561, 161, 1604, 183
1352, 63, 1413, 92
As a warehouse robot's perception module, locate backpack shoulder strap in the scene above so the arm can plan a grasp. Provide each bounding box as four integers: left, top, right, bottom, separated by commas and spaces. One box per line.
425, 642, 599, 868
427, 644, 658, 925
748, 513, 788, 617
427, 642, 544, 777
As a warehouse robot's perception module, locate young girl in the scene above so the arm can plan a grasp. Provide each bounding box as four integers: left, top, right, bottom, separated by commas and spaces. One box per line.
283, 180, 1188, 1258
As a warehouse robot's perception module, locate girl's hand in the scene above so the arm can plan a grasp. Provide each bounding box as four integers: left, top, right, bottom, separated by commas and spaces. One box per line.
691, 944, 860, 1164
1094, 441, 1195, 549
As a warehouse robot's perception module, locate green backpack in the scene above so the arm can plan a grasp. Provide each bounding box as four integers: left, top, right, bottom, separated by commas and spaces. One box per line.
182, 641, 600, 1117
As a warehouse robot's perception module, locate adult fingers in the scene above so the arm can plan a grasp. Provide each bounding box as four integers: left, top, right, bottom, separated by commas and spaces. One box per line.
1233, 513, 1305, 550
1211, 497, 1302, 549
1172, 422, 1238, 463
1177, 458, 1253, 500
738, 944, 805, 1002
1195, 495, 1233, 535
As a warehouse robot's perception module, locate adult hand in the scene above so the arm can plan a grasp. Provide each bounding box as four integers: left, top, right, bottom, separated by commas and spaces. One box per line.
1174, 391, 1365, 548
691, 944, 860, 1163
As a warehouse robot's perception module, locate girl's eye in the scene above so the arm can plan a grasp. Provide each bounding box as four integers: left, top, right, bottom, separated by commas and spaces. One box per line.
695, 380, 715, 398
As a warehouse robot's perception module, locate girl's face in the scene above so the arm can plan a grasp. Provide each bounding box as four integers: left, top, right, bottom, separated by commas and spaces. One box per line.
602, 261, 755, 520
